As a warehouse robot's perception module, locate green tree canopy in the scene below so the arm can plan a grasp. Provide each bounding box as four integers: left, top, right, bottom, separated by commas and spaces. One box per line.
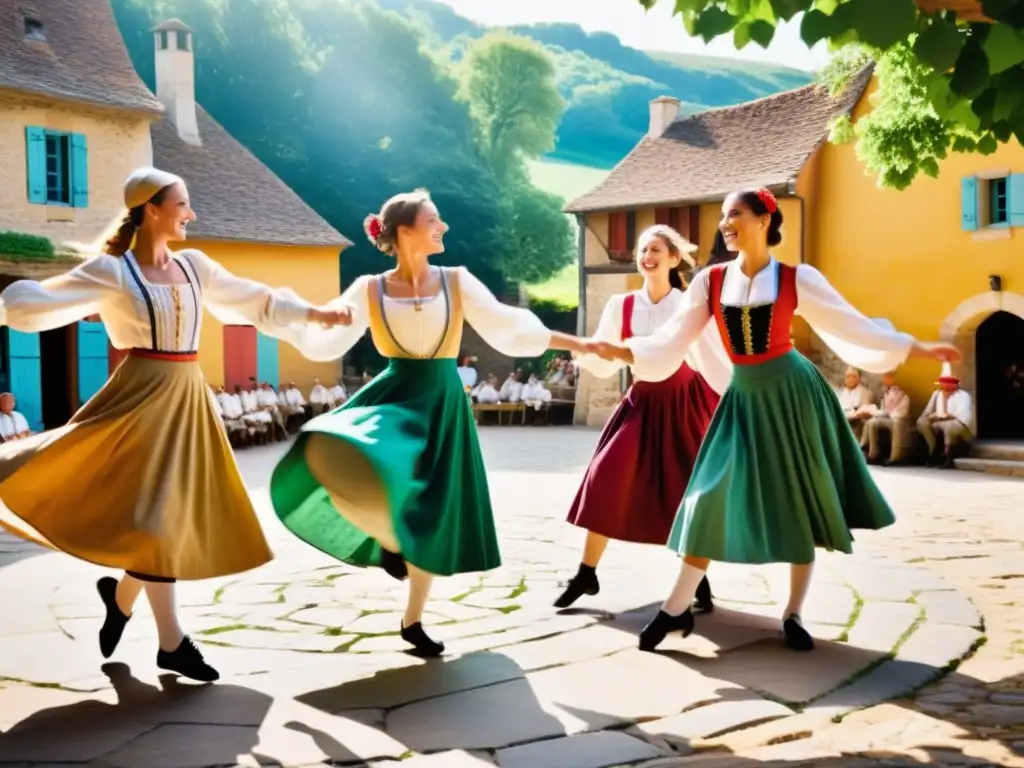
457, 33, 574, 286
634, 0, 1024, 189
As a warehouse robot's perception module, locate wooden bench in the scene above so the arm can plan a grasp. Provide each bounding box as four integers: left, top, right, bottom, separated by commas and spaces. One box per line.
472, 402, 525, 426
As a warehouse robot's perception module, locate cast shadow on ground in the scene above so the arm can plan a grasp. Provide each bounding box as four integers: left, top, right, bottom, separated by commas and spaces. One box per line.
0, 662, 388, 766
296, 650, 638, 755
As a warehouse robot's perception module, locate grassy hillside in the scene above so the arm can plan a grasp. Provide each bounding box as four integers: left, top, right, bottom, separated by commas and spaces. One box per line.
376, 0, 814, 169
524, 159, 610, 307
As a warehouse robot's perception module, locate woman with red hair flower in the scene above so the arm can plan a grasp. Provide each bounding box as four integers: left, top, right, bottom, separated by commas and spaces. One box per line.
590, 188, 960, 654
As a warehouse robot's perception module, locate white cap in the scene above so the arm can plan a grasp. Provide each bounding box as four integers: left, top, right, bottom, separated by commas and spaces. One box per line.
123, 167, 183, 209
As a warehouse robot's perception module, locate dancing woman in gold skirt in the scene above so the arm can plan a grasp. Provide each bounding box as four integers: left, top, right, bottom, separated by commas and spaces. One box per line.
0, 167, 348, 682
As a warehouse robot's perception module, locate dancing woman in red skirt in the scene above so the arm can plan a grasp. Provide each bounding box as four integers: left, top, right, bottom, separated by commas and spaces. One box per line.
555, 225, 732, 610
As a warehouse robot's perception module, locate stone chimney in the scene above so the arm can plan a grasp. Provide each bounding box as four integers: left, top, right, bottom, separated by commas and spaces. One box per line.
648, 96, 681, 139
152, 19, 200, 146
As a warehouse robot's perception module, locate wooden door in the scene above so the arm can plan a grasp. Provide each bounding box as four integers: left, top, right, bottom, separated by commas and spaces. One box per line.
6, 330, 43, 431
77, 321, 109, 406
223, 325, 257, 390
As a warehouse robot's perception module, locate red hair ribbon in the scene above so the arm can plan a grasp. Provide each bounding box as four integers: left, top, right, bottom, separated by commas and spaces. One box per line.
756, 188, 778, 214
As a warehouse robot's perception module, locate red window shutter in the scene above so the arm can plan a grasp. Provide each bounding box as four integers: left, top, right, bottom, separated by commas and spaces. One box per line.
608, 212, 627, 252
687, 206, 701, 248
668, 207, 682, 232
223, 325, 258, 390
655, 207, 670, 225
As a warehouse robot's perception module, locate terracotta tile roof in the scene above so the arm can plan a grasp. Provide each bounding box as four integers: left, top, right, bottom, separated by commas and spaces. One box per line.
565, 65, 874, 214
151, 107, 351, 247
0, 0, 163, 114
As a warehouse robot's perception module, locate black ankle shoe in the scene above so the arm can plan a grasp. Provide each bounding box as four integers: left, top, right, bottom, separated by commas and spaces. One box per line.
157, 636, 220, 682
97, 577, 131, 659
553, 564, 599, 608
401, 622, 445, 657
380, 549, 408, 581
693, 575, 714, 614
638, 609, 694, 652
783, 614, 815, 652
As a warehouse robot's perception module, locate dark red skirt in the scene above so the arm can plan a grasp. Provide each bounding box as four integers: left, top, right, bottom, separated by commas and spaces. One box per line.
566, 362, 721, 544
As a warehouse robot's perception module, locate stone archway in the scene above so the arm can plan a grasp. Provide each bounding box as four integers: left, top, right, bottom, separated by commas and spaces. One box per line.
940, 291, 1024, 438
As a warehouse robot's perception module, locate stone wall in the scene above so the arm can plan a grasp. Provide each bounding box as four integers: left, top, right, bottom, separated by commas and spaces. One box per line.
806, 330, 886, 402
0, 94, 153, 246
575, 271, 632, 427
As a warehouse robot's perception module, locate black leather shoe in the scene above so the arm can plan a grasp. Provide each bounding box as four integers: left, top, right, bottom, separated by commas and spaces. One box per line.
638, 609, 694, 652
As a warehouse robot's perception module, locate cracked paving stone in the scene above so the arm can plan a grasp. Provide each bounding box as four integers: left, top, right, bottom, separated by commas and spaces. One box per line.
198, 628, 350, 652
844, 602, 921, 655
913, 590, 983, 629
370, 750, 496, 766
635, 697, 795, 744
496, 730, 663, 768
286, 606, 363, 628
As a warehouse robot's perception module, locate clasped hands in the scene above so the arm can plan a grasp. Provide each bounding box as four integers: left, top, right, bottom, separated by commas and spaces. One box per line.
307, 305, 355, 328
570, 338, 630, 361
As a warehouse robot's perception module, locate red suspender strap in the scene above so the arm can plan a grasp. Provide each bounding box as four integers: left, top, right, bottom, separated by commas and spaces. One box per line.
620, 293, 636, 341
773, 263, 798, 349
707, 265, 729, 350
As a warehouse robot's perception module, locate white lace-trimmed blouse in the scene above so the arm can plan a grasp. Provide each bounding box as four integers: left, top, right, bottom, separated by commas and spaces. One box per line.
290, 266, 554, 361
0, 249, 313, 352
574, 287, 734, 395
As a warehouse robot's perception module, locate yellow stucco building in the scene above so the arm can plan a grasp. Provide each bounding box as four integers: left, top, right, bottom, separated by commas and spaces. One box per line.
566, 66, 1024, 445
0, 1, 349, 430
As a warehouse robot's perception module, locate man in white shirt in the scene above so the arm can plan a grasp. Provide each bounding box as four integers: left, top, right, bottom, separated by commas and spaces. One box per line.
499, 371, 523, 403
861, 371, 912, 466
329, 379, 348, 406
916, 363, 974, 468
457, 355, 478, 391
309, 378, 332, 415
257, 382, 289, 439
0, 393, 31, 441
472, 374, 501, 404
836, 367, 875, 441
213, 386, 250, 445
521, 374, 552, 411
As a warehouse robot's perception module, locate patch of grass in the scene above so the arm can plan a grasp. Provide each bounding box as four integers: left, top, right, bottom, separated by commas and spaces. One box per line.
507, 577, 528, 600
526, 262, 578, 307
836, 593, 864, 643
525, 158, 610, 202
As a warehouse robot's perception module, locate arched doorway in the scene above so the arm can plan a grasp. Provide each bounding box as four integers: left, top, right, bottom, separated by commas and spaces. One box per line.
976, 310, 1024, 440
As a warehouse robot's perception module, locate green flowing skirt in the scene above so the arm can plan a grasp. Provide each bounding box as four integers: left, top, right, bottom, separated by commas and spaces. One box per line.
270, 358, 499, 576
668, 349, 895, 564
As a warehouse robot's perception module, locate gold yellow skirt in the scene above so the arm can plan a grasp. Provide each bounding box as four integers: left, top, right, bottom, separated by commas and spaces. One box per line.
0, 352, 272, 580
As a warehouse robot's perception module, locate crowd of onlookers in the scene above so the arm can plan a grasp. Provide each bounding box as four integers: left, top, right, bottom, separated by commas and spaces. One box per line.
838, 364, 973, 469
207, 378, 348, 449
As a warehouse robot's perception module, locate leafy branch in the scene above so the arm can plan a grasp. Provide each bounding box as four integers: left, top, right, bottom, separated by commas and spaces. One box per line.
634, 0, 1024, 188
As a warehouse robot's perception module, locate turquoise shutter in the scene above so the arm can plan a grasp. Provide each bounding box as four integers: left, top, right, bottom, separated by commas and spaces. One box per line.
6, 330, 44, 431
77, 321, 109, 406
961, 176, 979, 231
1007, 174, 1024, 228
256, 332, 280, 389
70, 133, 89, 208
24, 126, 47, 205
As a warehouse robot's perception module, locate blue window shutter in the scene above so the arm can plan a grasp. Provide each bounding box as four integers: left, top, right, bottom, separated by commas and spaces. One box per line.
70, 133, 89, 208
256, 332, 280, 389
24, 126, 47, 205
1007, 174, 1024, 228
77, 321, 109, 406
6, 330, 44, 432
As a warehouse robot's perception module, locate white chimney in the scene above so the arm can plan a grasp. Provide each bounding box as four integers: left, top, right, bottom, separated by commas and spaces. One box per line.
648, 96, 681, 139
152, 19, 200, 146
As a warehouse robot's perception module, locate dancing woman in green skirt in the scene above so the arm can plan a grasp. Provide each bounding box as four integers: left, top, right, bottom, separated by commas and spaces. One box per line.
270, 189, 587, 656
591, 188, 959, 653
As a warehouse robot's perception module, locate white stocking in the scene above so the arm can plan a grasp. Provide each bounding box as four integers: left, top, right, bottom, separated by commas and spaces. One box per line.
663, 562, 708, 616
785, 562, 814, 619
144, 582, 185, 652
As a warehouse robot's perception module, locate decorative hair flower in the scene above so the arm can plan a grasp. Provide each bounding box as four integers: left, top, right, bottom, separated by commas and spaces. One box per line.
756, 188, 778, 214
363, 214, 383, 244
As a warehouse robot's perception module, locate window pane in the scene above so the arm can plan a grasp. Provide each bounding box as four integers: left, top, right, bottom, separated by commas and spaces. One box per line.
44, 133, 70, 204
989, 178, 1008, 224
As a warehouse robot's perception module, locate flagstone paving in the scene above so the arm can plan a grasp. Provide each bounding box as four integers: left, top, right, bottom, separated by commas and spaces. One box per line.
0, 427, 1019, 767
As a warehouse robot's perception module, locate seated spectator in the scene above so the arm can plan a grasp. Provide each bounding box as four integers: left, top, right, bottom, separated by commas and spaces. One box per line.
329, 378, 348, 406
836, 366, 874, 440
472, 374, 501, 404
0, 393, 31, 441
917, 363, 974, 469
860, 370, 912, 466
309, 377, 333, 415
521, 373, 552, 410
499, 371, 523, 403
